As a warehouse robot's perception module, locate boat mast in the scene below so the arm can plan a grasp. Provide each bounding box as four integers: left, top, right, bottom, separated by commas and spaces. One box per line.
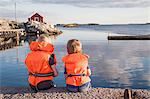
15, 0, 17, 22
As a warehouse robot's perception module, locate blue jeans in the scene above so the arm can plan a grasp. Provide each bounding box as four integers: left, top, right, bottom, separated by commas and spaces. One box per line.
67, 82, 91, 92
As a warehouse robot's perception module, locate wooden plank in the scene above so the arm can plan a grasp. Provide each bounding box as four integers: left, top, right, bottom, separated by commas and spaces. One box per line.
108, 35, 150, 40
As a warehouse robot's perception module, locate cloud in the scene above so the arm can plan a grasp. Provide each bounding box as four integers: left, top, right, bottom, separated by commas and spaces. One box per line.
0, 0, 25, 7
0, 0, 12, 6
27, 0, 149, 8
0, 0, 149, 8
0, 8, 29, 19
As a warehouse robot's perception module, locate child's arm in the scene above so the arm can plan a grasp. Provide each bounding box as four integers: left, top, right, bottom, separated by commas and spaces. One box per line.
87, 66, 91, 76
64, 67, 67, 79
49, 54, 58, 77
62, 56, 68, 79
51, 65, 58, 77
84, 54, 91, 76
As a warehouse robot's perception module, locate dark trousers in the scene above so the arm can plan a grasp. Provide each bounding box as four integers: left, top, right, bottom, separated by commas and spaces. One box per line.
29, 80, 54, 92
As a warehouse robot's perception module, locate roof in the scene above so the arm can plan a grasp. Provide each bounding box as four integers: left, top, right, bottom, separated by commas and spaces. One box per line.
29, 12, 43, 18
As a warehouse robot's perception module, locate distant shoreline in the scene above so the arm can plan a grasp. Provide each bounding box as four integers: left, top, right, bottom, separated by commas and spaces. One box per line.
55, 23, 150, 27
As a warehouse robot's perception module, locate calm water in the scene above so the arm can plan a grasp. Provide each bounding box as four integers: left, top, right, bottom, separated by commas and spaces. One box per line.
0, 24, 150, 89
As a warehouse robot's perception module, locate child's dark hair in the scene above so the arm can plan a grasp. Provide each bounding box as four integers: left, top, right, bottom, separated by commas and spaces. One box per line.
67, 39, 82, 54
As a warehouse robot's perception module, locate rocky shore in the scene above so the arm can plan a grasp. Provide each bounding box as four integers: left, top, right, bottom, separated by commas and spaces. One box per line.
0, 87, 150, 99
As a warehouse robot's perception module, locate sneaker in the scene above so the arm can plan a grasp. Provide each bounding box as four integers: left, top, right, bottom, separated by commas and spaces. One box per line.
53, 84, 56, 88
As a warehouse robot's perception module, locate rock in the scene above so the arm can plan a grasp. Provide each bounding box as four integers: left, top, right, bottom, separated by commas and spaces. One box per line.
63, 23, 79, 28
24, 21, 62, 36
0, 19, 20, 30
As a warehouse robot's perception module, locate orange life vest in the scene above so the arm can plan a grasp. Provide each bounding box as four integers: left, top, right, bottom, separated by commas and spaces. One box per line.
25, 41, 56, 86
62, 53, 91, 86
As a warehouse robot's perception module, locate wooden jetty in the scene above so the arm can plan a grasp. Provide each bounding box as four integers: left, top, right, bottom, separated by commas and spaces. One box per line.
108, 35, 150, 40
0, 29, 26, 50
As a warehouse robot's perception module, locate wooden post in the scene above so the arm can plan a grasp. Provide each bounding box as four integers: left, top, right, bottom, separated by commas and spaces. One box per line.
16, 31, 19, 46
108, 33, 110, 44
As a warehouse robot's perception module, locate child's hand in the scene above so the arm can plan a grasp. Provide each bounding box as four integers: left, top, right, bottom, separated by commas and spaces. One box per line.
51, 65, 58, 77
53, 72, 58, 77
64, 74, 68, 79
87, 68, 91, 76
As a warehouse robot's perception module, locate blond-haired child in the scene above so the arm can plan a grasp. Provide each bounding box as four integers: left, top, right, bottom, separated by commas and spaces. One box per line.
62, 39, 91, 92
25, 34, 58, 92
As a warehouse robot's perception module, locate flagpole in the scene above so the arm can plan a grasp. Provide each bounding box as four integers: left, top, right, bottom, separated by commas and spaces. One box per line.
15, 1, 17, 22
14, 0, 19, 62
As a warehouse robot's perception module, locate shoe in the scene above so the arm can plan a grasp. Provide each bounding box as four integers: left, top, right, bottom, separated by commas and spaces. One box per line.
53, 84, 56, 88
29, 87, 38, 93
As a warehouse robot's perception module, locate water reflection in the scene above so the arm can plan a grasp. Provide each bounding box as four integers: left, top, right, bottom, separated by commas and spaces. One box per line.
83, 41, 150, 89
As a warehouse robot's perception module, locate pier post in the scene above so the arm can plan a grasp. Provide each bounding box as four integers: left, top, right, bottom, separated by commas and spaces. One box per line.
16, 31, 19, 46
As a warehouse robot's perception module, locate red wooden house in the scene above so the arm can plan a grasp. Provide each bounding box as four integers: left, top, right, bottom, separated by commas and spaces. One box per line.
28, 13, 43, 23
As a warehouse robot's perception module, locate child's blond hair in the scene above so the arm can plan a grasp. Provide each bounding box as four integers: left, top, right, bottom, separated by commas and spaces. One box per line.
67, 39, 82, 54
38, 34, 52, 44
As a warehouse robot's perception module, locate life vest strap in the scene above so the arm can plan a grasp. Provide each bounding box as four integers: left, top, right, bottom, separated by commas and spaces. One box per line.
67, 74, 86, 77
29, 72, 54, 77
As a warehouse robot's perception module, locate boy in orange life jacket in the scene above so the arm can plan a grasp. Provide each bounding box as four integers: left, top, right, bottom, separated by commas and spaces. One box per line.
25, 34, 58, 92
62, 39, 91, 92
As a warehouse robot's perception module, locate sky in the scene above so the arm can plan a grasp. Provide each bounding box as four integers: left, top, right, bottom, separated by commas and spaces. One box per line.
0, 0, 150, 24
